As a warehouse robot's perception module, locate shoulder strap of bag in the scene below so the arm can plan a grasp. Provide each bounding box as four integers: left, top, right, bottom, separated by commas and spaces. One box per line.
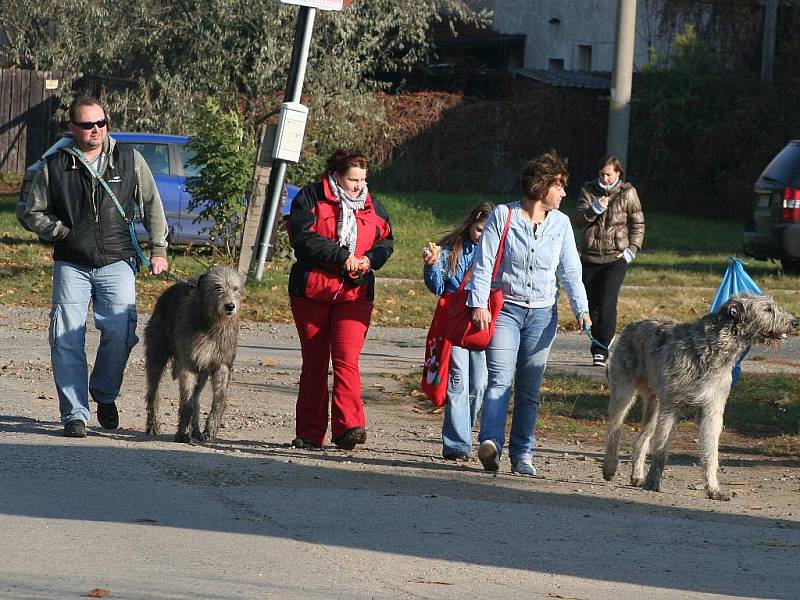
63, 146, 152, 271
457, 205, 512, 291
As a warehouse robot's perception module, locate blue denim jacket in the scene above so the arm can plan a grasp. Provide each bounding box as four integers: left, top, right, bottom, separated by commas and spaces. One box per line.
467, 202, 588, 317
423, 238, 476, 296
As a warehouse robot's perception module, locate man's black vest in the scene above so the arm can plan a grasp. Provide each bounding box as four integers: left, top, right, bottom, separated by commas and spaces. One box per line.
47, 144, 138, 268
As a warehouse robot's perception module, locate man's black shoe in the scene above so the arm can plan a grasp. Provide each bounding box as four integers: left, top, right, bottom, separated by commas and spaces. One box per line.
97, 402, 119, 430
332, 426, 367, 450
64, 420, 87, 438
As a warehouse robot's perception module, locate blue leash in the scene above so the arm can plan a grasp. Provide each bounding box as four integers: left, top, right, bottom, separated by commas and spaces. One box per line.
582, 322, 610, 352
64, 146, 188, 285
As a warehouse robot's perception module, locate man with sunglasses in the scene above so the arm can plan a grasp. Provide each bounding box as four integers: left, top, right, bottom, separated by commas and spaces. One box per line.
22, 96, 169, 438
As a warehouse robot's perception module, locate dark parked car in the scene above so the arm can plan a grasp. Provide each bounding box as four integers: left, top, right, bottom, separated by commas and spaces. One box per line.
744, 140, 800, 273
16, 132, 299, 245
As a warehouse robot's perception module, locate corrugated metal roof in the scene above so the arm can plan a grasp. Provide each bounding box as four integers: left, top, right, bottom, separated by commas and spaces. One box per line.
512, 68, 611, 90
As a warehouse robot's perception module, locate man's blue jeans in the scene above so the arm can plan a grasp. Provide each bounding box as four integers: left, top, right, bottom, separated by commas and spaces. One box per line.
478, 302, 557, 464
50, 260, 138, 424
442, 345, 486, 457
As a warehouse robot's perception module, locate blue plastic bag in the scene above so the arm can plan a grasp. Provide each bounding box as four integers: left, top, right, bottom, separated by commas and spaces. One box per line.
710, 257, 763, 385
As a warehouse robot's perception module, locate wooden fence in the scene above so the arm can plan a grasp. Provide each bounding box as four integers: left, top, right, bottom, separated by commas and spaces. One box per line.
0, 68, 70, 175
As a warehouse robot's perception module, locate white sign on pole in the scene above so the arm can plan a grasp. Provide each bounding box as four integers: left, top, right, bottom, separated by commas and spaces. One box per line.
280, 0, 347, 11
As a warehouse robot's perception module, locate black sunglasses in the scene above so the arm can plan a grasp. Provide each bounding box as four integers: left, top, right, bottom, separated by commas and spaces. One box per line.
72, 119, 107, 130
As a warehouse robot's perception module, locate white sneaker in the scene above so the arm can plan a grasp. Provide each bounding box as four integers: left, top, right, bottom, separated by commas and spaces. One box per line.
592, 353, 607, 367
511, 459, 536, 476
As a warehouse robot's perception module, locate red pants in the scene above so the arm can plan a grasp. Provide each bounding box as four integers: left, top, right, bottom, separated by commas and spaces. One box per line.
291, 296, 373, 446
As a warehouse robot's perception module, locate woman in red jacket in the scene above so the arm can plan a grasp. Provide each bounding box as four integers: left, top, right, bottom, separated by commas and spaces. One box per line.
287, 148, 394, 450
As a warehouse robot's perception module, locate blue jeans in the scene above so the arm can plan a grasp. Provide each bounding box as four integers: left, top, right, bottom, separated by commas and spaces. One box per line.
442, 345, 486, 456
50, 260, 138, 424
478, 302, 557, 464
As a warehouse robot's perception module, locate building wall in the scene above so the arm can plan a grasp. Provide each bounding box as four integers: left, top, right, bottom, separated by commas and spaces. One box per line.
492, 0, 672, 72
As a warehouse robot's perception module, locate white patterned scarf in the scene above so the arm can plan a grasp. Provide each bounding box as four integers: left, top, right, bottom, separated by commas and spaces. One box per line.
327, 172, 368, 254
598, 176, 621, 193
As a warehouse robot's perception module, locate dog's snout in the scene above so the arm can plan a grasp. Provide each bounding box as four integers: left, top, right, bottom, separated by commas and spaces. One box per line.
792, 319, 799, 329
224, 302, 236, 314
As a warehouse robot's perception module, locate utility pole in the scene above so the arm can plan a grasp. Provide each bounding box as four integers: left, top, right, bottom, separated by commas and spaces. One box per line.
607, 0, 637, 169
253, 7, 316, 280
761, 0, 779, 82
250, 0, 351, 280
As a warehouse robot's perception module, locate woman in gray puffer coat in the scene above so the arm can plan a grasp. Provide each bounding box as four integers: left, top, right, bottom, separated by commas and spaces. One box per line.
574, 155, 644, 367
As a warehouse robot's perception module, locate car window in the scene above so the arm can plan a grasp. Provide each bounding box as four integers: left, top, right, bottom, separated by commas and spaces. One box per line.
124, 143, 171, 176
177, 144, 200, 178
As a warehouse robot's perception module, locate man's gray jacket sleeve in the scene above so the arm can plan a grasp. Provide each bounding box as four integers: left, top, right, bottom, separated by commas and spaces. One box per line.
133, 150, 168, 258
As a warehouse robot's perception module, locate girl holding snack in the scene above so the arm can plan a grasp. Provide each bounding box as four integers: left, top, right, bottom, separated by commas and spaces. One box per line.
423, 202, 495, 461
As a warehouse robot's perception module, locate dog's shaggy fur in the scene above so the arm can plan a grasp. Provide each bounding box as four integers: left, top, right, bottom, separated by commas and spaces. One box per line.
602, 294, 797, 501
144, 265, 243, 443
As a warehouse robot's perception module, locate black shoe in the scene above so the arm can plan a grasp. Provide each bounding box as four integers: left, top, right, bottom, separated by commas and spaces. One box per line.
64, 420, 87, 438
332, 427, 367, 450
291, 438, 322, 451
443, 451, 470, 462
97, 402, 119, 430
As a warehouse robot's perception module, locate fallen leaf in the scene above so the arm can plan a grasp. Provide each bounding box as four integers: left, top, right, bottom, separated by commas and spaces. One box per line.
87, 589, 111, 598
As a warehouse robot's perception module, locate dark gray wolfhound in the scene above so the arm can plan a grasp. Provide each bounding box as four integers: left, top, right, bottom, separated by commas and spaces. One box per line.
144, 265, 243, 443
602, 294, 797, 501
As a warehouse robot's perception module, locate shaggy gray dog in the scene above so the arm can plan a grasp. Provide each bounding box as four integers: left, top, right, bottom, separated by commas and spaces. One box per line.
144, 265, 243, 443
602, 294, 797, 501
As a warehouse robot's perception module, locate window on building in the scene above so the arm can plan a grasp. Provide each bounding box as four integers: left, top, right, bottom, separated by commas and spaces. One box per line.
577, 45, 593, 71
548, 58, 564, 72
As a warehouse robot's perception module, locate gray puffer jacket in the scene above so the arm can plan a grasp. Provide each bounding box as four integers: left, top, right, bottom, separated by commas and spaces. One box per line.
574, 180, 644, 265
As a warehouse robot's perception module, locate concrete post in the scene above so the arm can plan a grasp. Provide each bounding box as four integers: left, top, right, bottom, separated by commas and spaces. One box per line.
761, 0, 779, 82
607, 0, 637, 169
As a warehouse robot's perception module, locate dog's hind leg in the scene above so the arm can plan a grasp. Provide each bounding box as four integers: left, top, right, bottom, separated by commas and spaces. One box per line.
699, 400, 730, 501
144, 345, 170, 436
202, 366, 230, 443
190, 372, 208, 441
630, 389, 658, 487
175, 370, 198, 443
643, 407, 679, 492
603, 378, 638, 481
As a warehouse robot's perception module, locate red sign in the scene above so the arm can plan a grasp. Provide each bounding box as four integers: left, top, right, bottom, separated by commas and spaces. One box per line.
280, 0, 351, 10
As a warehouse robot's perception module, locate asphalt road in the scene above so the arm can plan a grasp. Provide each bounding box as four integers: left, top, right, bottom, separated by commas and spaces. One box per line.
0, 305, 798, 600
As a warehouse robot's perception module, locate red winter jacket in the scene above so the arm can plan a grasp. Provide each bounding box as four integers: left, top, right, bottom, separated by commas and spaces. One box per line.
287, 176, 393, 302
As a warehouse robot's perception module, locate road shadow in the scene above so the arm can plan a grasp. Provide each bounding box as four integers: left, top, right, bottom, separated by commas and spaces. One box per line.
1, 426, 798, 599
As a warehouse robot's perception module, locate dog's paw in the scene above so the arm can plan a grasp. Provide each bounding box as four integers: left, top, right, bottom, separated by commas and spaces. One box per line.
643, 476, 662, 492
630, 476, 645, 488
200, 430, 216, 444
145, 424, 160, 436
707, 489, 731, 502
601, 459, 617, 481
174, 432, 191, 444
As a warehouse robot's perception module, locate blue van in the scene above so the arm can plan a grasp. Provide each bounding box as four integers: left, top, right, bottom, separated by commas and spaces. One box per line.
16, 132, 299, 245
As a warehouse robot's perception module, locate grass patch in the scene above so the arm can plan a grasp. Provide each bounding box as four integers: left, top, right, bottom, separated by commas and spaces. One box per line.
3, 190, 800, 327
399, 370, 800, 456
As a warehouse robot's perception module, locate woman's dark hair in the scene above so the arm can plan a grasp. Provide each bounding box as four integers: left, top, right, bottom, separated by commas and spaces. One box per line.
598, 154, 624, 180
520, 150, 568, 201
326, 148, 369, 175
439, 201, 495, 274
68, 95, 109, 125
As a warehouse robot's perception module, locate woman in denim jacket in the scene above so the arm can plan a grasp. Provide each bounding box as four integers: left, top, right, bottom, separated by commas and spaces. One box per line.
468, 151, 591, 476
423, 202, 494, 461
